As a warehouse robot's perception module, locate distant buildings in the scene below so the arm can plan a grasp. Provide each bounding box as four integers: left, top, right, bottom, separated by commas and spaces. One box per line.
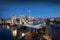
49, 18, 55, 22
55, 17, 60, 21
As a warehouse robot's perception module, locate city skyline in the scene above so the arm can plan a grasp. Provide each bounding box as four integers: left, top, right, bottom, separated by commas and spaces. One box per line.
0, 0, 60, 18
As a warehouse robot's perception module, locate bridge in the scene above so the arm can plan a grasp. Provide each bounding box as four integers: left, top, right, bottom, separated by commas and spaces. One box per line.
19, 18, 44, 29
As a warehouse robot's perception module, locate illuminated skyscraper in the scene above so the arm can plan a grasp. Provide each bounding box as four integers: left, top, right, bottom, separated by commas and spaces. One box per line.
28, 9, 31, 21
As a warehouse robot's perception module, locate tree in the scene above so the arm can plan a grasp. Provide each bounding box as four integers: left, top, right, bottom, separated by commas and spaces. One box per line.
56, 20, 60, 24
46, 19, 50, 24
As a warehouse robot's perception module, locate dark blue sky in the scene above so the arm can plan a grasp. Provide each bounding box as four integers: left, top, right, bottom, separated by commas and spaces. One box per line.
0, 0, 60, 18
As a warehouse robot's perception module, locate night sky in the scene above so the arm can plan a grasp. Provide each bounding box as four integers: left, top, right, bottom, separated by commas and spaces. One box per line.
0, 0, 60, 18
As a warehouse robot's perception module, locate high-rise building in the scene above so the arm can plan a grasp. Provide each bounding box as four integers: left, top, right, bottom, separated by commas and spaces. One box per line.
50, 24, 60, 40
46, 24, 60, 40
